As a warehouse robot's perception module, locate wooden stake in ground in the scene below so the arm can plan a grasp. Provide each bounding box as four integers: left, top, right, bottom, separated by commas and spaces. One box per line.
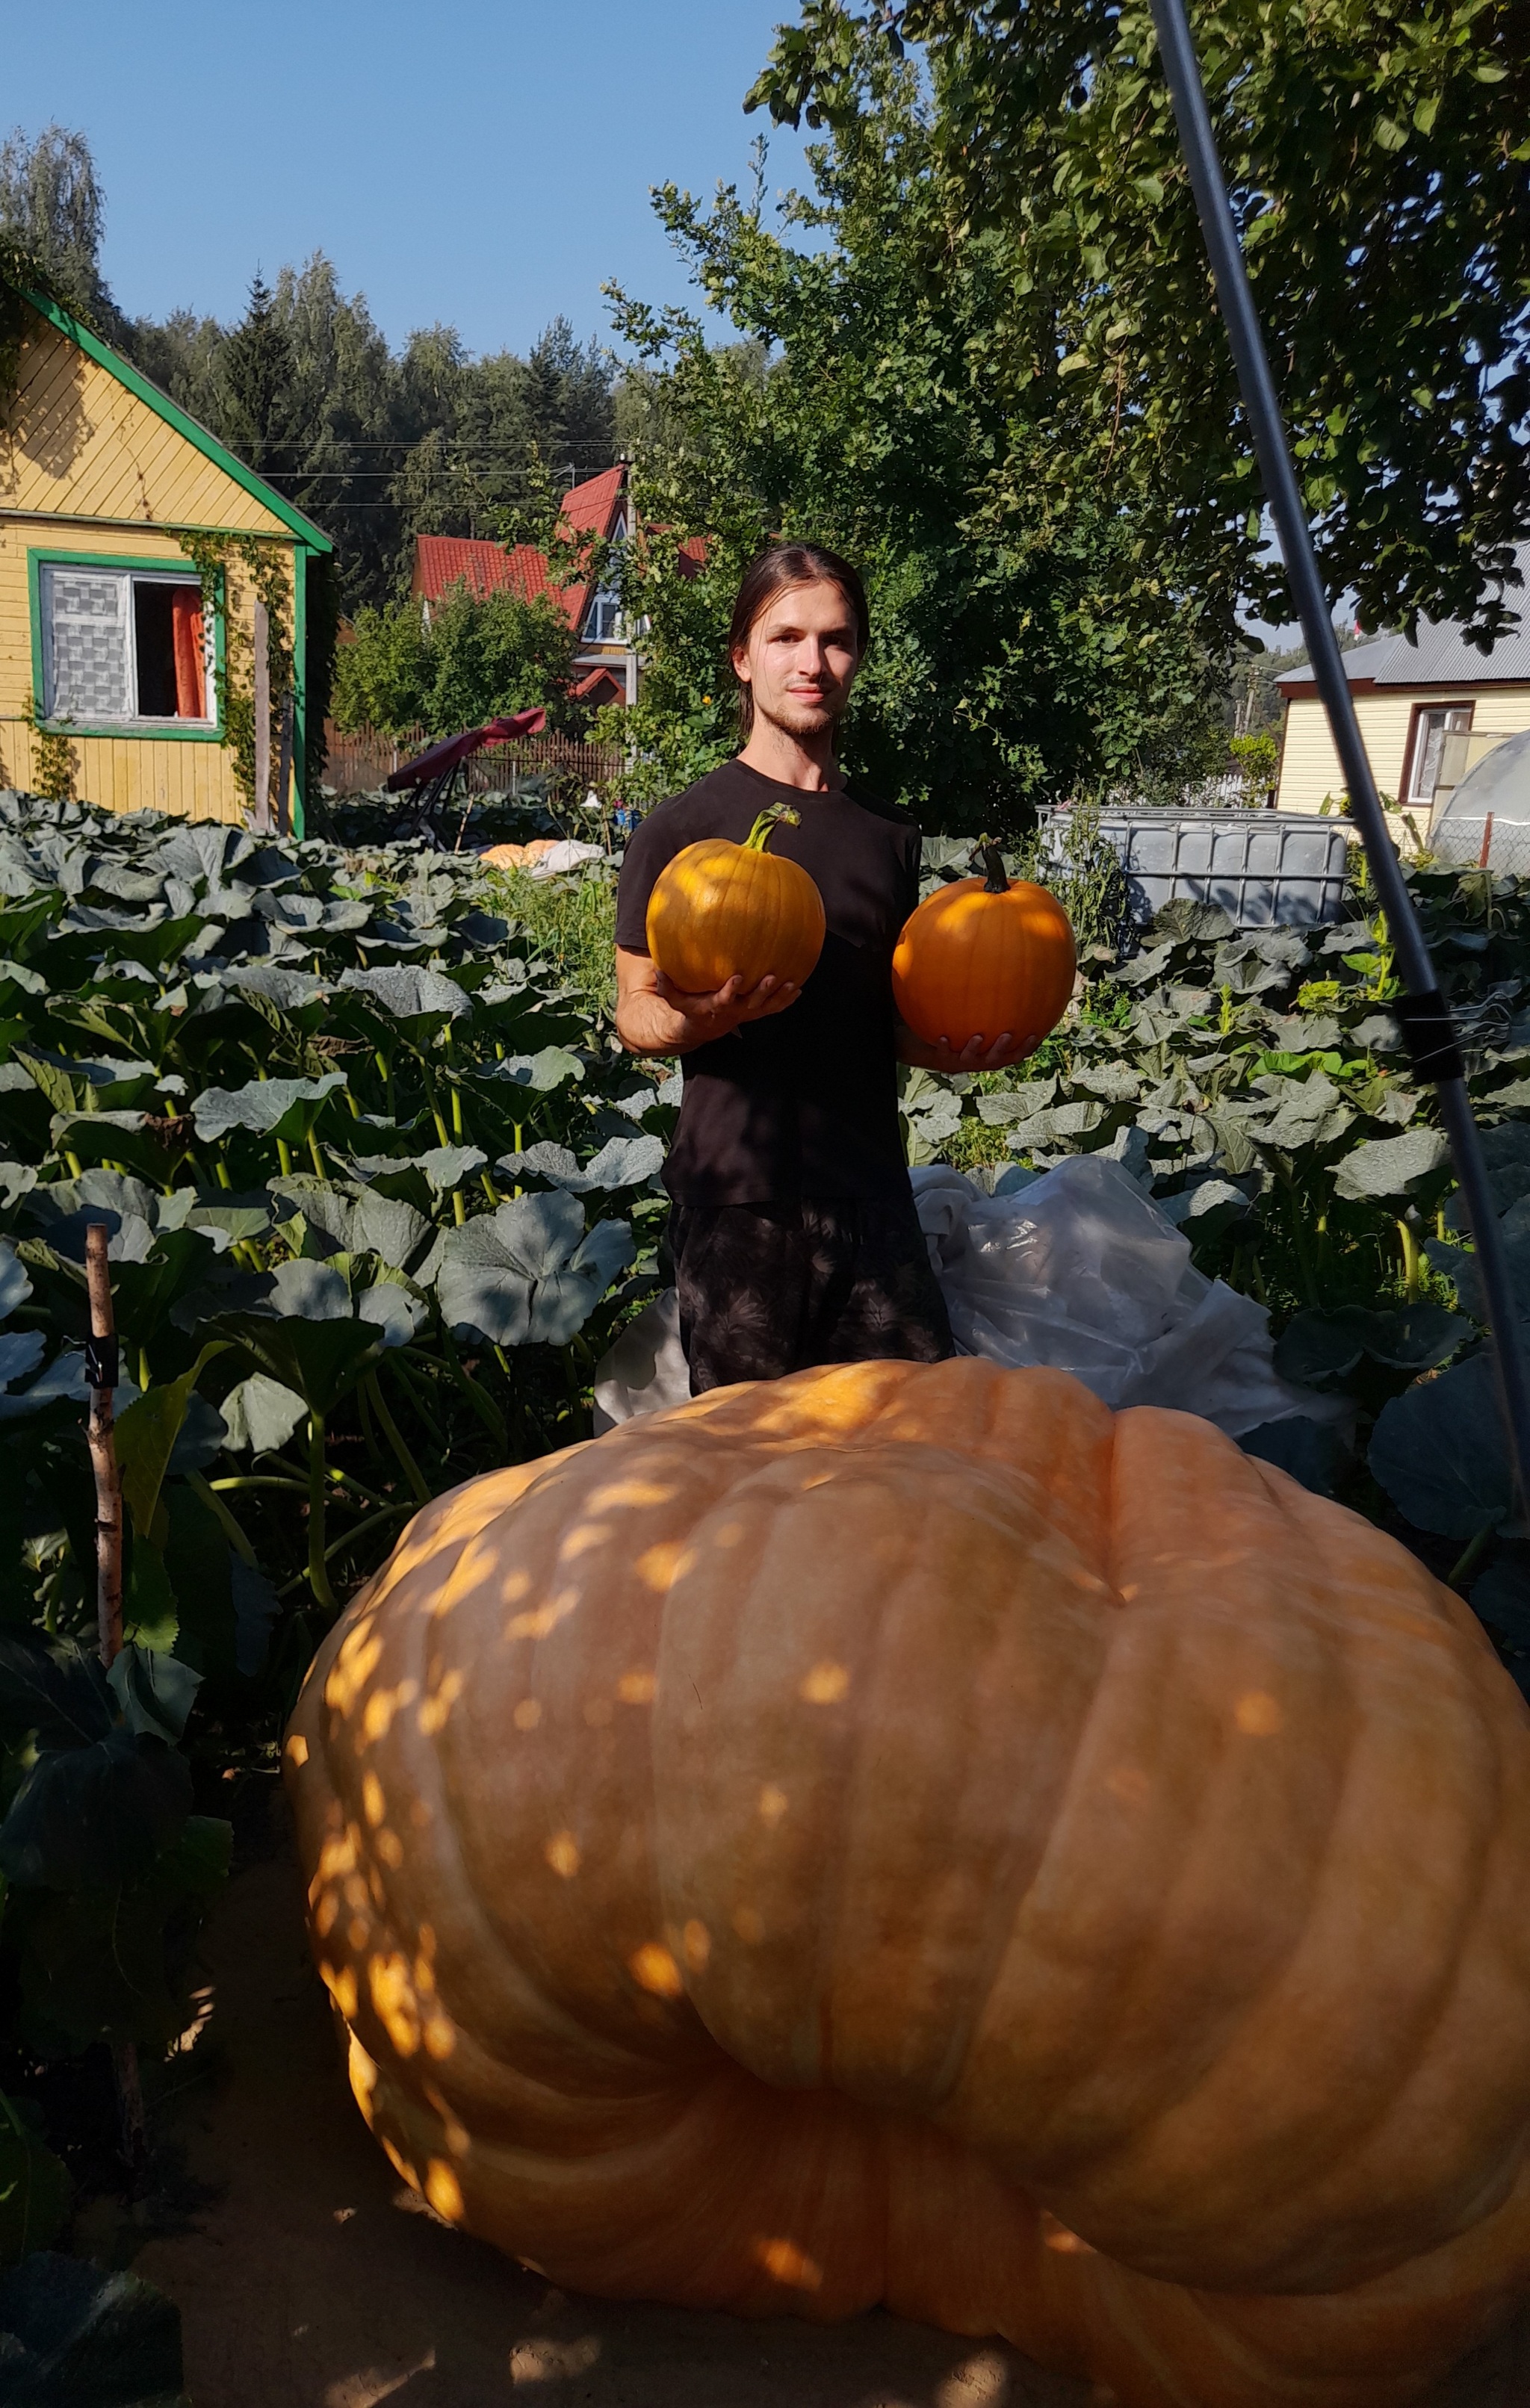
82, 1225, 146, 2170
83, 1222, 123, 1669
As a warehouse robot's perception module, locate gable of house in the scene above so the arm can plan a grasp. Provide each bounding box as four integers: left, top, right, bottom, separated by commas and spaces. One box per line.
412, 467, 626, 640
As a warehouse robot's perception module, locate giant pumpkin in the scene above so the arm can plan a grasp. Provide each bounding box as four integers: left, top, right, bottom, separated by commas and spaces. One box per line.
286, 1361, 1530, 2407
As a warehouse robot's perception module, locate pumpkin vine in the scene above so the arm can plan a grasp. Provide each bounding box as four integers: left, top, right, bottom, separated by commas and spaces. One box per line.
176, 532, 294, 819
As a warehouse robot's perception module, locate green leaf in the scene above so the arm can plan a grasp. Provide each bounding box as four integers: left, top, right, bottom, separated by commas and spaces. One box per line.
1332, 1127, 1451, 1201
107, 1645, 202, 1746
0, 1734, 192, 1891
114, 1344, 227, 1543
190, 1073, 347, 1147
1369, 1355, 1513, 1540
218, 1372, 306, 1454
208, 1311, 385, 1418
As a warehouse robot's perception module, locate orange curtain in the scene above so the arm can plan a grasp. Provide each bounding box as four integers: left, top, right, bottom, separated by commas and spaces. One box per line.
171, 586, 205, 718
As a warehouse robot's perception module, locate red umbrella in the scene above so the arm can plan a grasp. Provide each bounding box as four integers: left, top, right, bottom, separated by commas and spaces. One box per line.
383, 709, 548, 792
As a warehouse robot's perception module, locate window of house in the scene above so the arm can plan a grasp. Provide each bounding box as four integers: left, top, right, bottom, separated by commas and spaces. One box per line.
38, 563, 212, 726
1406, 702, 1474, 807
581, 514, 625, 644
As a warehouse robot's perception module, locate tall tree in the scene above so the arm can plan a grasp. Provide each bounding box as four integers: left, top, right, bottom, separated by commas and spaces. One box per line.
608, 51, 1229, 829
751, 0, 1530, 647
0, 122, 120, 329
217, 273, 306, 489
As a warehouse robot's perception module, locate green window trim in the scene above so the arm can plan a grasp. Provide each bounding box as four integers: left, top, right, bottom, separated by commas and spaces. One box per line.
27, 547, 229, 743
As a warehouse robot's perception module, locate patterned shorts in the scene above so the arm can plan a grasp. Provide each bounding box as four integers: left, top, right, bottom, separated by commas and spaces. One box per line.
669, 1194, 954, 1396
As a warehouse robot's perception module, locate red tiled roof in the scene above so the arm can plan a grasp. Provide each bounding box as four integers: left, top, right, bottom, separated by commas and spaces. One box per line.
411, 468, 628, 630
572, 664, 625, 704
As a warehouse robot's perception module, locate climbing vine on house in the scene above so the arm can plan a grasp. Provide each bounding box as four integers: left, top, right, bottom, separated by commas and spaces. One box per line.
176, 533, 294, 816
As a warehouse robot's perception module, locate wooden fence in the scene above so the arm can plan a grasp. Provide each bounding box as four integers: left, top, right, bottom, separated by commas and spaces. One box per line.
322, 724, 624, 796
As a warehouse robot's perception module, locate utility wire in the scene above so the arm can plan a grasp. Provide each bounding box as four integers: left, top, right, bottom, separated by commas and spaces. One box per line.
1148, 0, 1530, 1506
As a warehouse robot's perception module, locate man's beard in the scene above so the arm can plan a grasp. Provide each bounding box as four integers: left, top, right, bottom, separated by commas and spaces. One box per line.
756, 691, 844, 738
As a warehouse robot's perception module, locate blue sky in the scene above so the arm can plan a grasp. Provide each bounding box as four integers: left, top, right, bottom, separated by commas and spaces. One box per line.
3, 0, 815, 357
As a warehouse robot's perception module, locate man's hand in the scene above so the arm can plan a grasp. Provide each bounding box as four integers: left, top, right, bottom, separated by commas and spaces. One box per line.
896, 1023, 1027, 1074
654, 967, 800, 1037
616, 946, 802, 1058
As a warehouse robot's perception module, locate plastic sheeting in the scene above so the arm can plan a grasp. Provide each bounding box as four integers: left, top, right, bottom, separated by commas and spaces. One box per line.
593, 1153, 1334, 1439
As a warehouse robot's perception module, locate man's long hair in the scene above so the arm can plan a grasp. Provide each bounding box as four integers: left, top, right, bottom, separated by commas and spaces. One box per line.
728, 542, 870, 740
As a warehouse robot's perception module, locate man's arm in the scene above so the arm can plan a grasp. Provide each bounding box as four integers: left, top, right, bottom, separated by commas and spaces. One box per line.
616, 947, 802, 1058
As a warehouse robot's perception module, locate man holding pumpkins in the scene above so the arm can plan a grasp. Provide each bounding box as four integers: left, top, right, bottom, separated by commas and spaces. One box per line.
616, 542, 1053, 1396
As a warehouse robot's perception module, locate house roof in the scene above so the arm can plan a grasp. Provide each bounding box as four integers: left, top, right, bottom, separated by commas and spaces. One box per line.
412, 468, 627, 632
1277, 546, 1530, 692
17, 285, 333, 553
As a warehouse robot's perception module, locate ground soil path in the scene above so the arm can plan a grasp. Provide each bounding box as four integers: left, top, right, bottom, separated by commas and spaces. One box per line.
135, 1827, 1530, 2408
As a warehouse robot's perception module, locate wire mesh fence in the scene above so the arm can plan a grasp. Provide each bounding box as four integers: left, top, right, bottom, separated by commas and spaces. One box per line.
1429, 815, 1530, 875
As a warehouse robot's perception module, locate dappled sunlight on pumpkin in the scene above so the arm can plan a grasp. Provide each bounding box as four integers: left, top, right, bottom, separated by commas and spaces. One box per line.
417, 1667, 464, 1735
424, 2159, 465, 2221
589, 1477, 679, 1509
1103, 1766, 1151, 1807
1235, 1689, 1285, 1737
322, 1961, 359, 2020
284, 1731, 309, 1768
1040, 2212, 1096, 2257
513, 1698, 542, 1730
362, 1680, 418, 1744
369, 1952, 423, 2056
635, 1542, 698, 1592
799, 1661, 849, 1704
362, 1772, 387, 1828
545, 1831, 580, 1879
616, 1668, 656, 1704
680, 1919, 710, 1973
507, 1589, 580, 1640
731, 1905, 764, 1944
346, 2029, 380, 2121
629, 1942, 684, 1997
752, 2235, 823, 2291
758, 1784, 789, 1827
559, 1523, 612, 1561
323, 1619, 382, 1714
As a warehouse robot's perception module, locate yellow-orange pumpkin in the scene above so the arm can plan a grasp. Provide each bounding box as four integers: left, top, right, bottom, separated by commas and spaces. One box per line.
892, 846, 1075, 1053
286, 1360, 1530, 2408
645, 804, 826, 996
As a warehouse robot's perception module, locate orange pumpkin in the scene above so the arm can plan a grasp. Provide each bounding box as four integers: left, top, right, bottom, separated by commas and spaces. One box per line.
286, 1360, 1530, 2408
892, 846, 1075, 1053
645, 804, 825, 996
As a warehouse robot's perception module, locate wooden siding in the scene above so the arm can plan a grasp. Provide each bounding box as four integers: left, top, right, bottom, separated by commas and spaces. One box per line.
0, 515, 293, 826
1276, 686, 1530, 825
0, 309, 289, 536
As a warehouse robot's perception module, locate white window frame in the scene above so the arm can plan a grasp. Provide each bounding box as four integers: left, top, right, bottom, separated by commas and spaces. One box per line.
37, 560, 215, 729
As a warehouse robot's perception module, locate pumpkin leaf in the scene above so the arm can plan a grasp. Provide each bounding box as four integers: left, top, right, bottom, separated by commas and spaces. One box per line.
433, 1194, 634, 1347
1331, 1127, 1452, 1201
217, 1374, 306, 1455
1369, 1355, 1514, 1539
190, 1074, 347, 1146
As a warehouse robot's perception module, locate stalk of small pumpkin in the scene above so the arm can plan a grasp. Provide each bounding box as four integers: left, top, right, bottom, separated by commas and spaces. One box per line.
645, 804, 826, 996
892, 841, 1076, 1057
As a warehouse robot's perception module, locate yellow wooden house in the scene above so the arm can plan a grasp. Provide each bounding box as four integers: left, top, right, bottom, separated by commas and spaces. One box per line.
1274, 549, 1530, 840
0, 285, 332, 831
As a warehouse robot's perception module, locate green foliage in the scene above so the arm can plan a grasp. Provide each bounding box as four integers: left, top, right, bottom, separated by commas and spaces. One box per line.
0, 126, 117, 332
331, 584, 583, 739
609, 50, 1231, 831
18, 701, 72, 807
750, 0, 1530, 648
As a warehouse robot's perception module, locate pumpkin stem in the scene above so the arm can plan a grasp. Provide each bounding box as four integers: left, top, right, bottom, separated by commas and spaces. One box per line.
979, 840, 1009, 894
743, 804, 802, 854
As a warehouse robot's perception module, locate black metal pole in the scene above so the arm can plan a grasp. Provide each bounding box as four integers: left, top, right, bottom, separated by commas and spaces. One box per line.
1147, 0, 1530, 1506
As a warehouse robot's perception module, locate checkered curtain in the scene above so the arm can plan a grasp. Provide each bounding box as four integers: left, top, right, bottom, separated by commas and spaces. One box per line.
42, 567, 131, 719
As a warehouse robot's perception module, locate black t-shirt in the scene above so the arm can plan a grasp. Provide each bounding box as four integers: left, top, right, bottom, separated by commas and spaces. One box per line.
616, 759, 921, 1205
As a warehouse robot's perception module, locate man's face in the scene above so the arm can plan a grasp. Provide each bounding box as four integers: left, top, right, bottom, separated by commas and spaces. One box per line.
734, 577, 861, 739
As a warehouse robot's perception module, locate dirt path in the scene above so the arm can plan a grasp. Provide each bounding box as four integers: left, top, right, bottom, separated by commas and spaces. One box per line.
134, 1822, 1530, 2408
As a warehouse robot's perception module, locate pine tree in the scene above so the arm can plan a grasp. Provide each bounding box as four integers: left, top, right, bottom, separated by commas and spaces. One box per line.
217, 273, 303, 489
